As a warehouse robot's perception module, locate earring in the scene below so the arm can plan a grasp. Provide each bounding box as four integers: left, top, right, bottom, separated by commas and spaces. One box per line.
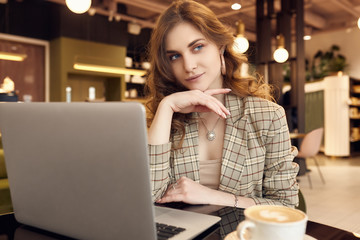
220, 54, 226, 75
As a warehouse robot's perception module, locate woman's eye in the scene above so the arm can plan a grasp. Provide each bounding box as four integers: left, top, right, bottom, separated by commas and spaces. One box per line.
169, 54, 180, 61
194, 44, 204, 52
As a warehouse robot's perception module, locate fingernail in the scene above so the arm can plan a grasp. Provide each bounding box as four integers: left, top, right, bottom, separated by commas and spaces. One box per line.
225, 88, 232, 91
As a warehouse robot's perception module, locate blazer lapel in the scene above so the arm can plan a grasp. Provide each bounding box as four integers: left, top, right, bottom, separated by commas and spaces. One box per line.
219, 94, 249, 194
172, 118, 200, 182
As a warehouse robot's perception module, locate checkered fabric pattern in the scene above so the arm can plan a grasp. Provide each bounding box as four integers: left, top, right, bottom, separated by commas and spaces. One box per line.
149, 94, 299, 207
217, 207, 246, 238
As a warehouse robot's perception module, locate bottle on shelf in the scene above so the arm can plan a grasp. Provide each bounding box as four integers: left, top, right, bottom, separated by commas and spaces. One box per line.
66, 86, 72, 103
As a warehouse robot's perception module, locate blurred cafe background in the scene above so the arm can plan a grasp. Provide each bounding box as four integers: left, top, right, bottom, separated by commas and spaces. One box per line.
1, 0, 360, 235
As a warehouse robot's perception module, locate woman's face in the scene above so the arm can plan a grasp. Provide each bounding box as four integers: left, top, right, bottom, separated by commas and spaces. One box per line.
165, 22, 223, 91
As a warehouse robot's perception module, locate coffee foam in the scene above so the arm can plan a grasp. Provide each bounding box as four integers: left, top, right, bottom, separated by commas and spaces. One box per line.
247, 206, 305, 223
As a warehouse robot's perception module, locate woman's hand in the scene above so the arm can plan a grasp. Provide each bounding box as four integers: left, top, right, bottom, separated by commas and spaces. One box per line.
148, 88, 231, 145
156, 176, 215, 205
163, 89, 231, 118
156, 176, 256, 208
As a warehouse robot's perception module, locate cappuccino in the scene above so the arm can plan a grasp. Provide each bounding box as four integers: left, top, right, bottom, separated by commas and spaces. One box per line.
237, 205, 308, 240
246, 205, 305, 223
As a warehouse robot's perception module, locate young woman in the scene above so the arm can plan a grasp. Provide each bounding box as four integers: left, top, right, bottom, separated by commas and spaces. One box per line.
145, 0, 299, 209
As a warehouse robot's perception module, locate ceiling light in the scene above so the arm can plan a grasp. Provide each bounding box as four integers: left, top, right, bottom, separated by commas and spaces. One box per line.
233, 20, 249, 53
128, 22, 141, 35
231, 3, 241, 10
231, 0, 241, 10
65, 0, 91, 14
115, 15, 121, 22
108, 14, 114, 22
0, 51, 27, 61
234, 37, 249, 53
358, 17, 360, 30
303, 27, 312, 40
273, 48, 288, 63
88, 7, 96, 16
273, 34, 289, 63
74, 63, 147, 76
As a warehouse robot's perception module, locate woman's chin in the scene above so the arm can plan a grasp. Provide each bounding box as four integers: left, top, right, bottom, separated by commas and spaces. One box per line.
186, 86, 207, 92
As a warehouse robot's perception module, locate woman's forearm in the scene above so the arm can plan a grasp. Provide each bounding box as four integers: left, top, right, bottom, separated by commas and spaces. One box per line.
157, 177, 256, 208
148, 98, 174, 145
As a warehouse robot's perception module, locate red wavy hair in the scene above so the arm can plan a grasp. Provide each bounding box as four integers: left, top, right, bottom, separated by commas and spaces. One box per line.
145, 0, 272, 144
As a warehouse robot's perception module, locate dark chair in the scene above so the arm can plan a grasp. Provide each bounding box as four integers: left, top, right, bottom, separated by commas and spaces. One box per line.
0, 134, 13, 214
296, 189, 307, 213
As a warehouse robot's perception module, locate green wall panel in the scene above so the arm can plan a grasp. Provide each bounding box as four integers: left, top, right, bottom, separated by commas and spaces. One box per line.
50, 37, 126, 102
305, 90, 324, 133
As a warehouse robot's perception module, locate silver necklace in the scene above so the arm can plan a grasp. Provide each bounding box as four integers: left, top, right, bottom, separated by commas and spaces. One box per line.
198, 114, 221, 141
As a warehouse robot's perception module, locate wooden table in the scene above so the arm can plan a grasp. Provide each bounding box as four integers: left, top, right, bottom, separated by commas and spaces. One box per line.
1, 203, 358, 240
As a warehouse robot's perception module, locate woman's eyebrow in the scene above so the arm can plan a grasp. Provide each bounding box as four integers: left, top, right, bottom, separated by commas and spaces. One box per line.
187, 38, 205, 47
166, 38, 205, 54
166, 50, 177, 54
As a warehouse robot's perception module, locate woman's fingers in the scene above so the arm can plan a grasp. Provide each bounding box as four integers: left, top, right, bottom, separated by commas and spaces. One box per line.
156, 176, 212, 205
157, 177, 186, 203
156, 182, 183, 203
194, 91, 230, 118
203, 88, 231, 96
204, 88, 231, 116
168, 89, 231, 118
196, 96, 225, 117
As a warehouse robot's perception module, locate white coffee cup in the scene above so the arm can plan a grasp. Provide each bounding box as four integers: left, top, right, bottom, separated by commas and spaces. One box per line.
237, 205, 308, 240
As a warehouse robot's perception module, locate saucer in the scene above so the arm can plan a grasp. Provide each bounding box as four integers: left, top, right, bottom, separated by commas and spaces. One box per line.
224, 231, 238, 240
224, 231, 317, 240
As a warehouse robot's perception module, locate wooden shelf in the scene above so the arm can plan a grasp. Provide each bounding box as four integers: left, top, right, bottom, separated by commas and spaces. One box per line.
350, 77, 360, 156
123, 98, 147, 104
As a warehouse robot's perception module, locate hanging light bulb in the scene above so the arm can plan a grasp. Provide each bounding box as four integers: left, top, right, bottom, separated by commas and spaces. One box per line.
273, 34, 289, 63
65, 0, 92, 14
233, 20, 249, 53
274, 47, 289, 63
358, 17, 360, 30
231, 0, 242, 10
303, 27, 312, 41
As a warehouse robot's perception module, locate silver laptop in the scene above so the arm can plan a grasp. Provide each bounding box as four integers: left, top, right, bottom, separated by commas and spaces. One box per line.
0, 102, 220, 240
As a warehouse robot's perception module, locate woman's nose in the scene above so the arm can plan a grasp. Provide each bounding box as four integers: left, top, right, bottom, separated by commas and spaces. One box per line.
183, 54, 197, 72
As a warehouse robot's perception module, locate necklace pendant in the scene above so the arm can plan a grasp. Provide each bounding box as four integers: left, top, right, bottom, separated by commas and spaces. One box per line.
207, 131, 216, 141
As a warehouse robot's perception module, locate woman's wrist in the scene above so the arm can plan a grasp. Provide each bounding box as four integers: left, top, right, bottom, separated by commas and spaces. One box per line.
158, 96, 175, 115
208, 189, 256, 208
206, 189, 234, 206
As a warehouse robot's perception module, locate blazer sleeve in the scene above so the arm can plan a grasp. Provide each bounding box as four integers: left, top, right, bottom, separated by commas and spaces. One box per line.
250, 106, 300, 207
148, 142, 172, 201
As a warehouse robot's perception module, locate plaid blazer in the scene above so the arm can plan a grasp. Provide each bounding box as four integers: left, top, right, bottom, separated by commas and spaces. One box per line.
149, 94, 299, 207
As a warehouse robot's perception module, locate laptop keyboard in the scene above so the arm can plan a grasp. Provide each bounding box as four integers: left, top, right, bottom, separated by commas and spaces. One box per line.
156, 222, 186, 240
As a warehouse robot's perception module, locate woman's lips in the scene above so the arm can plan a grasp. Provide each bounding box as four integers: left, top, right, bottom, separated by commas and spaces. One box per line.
185, 73, 204, 82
